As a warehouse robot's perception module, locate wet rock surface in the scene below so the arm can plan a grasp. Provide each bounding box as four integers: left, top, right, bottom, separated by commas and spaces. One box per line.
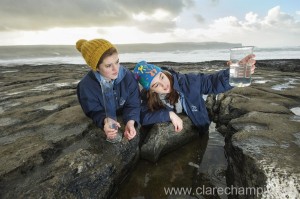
206, 60, 300, 198
140, 114, 199, 162
0, 64, 140, 198
0, 59, 299, 198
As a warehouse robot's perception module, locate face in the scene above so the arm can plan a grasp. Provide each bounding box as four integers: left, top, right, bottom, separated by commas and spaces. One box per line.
97, 53, 120, 81
150, 72, 171, 94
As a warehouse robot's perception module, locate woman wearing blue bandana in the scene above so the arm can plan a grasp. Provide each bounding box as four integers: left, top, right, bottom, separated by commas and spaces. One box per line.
134, 59, 256, 132
76, 39, 140, 141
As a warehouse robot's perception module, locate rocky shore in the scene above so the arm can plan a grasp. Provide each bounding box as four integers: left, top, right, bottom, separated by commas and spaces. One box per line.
0, 59, 299, 198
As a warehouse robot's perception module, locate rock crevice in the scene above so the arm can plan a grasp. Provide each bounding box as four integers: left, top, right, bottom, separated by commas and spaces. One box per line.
206, 66, 300, 198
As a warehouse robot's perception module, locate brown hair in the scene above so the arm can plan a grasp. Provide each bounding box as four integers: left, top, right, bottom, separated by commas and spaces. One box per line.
147, 71, 179, 111
97, 47, 118, 67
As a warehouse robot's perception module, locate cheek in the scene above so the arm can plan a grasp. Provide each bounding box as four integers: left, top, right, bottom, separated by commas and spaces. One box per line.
99, 68, 109, 76
164, 78, 170, 86
151, 87, 160, 93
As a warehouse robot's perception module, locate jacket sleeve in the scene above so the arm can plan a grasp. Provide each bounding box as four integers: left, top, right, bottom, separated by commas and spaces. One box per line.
184, 69, 233, 95
139, 91, 171, 126
122, 72, 141, 125
77, 82, 106, 128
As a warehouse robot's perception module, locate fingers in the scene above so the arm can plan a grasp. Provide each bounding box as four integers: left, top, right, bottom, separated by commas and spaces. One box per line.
248, 58, 256, 65
104, 123, 117, 132
124, 132, 135, 140
106, 130, 117, 139
124, 128, 136, 140
174, 125, 183, 132
115, 122, 121, 128
251, 65, 256, 74
248, 54, 255, 59
104, 121, 119, 139
249, 58, 256, 74
173, 121, 183, 132
244, 54, 255, 61
170, 112, 183, 132
239, 54, 256, 65
105, 119, 137, 141
124, 123, 137, 140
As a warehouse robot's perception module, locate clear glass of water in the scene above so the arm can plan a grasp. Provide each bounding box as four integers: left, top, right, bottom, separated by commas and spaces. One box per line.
229, 46, 254, 87
100, 80, 122, 143
106, 117, 122, 143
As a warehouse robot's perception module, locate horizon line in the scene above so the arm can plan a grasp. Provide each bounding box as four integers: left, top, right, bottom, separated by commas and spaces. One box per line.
0, 42, 298, 49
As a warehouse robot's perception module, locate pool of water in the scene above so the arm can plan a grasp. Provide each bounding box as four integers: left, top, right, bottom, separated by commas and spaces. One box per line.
271, 78, 297, 91
290, 107, 300, 116
290, 107, 300, 122
116, 123, 228, 199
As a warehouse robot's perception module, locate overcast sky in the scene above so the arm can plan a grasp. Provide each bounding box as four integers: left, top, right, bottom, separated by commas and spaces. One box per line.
0, 0, 299, 47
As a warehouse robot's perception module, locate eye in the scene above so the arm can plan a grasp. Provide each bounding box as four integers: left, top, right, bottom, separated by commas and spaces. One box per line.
105, 64, 112, 68
116, 59, 119, 64
152, 82, 159, 88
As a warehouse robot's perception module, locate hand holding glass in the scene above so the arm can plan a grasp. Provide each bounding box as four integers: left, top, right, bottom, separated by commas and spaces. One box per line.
104, 117, 122, 143
229, 46, 255, 87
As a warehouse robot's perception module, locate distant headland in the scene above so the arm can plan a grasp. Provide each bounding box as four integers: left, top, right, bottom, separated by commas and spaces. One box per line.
115, 42, 242, 53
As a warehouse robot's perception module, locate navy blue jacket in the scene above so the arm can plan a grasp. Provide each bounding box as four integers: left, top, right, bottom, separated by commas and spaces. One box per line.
77, 66, 141, 128
140, 68, 233, 132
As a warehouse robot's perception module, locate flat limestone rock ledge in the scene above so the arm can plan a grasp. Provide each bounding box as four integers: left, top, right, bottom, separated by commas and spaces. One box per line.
140, 114, 199, 162
0, 105, 141, 199
207, 70, 300, 199
0, 64, 140, 198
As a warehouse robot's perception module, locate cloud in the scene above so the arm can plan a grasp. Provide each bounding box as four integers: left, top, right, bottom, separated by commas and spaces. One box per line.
0, 0, 193, 32
173, 6, 300, 47
131, 9, 178, 32
263, 6, 295, 26
1, 2, 298, 47
194, 14, 205, 23
208, 6, 300, 33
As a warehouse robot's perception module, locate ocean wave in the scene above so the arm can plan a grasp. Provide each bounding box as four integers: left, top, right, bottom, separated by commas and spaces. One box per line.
0, 45, 299, 66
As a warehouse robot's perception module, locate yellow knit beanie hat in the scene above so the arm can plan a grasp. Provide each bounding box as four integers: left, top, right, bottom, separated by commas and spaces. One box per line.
76, 39, 115, 71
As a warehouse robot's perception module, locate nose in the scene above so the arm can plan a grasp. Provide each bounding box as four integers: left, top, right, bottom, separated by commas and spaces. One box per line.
161, 82, 167, 90
112, 63, 118, 72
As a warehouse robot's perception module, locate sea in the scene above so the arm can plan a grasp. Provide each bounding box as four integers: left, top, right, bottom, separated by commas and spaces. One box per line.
0, 43, 299, 66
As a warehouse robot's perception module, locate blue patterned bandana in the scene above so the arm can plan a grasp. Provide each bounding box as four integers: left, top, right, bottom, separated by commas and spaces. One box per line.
133, 61, 162, 91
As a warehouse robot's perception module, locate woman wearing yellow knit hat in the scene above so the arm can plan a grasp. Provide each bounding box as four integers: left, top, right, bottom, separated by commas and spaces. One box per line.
76, 38, 140, 142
